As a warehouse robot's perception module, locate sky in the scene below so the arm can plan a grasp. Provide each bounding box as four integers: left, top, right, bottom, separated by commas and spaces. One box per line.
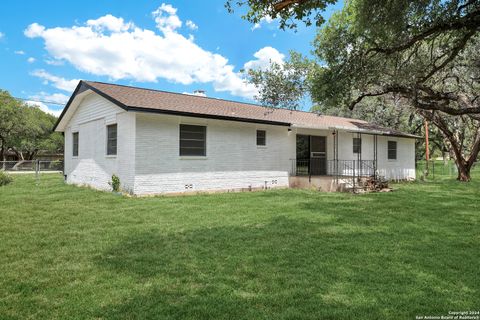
0, 1, 343, 116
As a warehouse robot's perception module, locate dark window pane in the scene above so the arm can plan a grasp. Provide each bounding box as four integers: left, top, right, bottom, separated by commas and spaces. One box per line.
180, 147, 205, 156
388, 141, 397, 160
180, 131, 205, 140
353, 137, 361, 154
107, 124, 117, 155
180, 140, 205, 148
296, 135, 310, 159
180, 124, 205, 133
72, 132, 79, 157
311, 136, 325, 152
180, 124, 206, 156
257, 130, 266, 146
107, 125, 117, 139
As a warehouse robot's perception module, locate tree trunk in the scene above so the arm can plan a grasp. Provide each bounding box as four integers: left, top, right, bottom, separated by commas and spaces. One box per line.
419, 110, 480, 182
456, 162, 471, 181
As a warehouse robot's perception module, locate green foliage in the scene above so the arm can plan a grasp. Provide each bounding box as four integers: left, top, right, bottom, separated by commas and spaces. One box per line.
0, 170, 13, 186
236, 0, 480, 179
0, 89, 63, 160
0, 174, 479, 318
244, 51, 312, 109
109, 174, 121, 192
0, 90, 26, 154
225, 0, 337, 30
311, 0, 480, 113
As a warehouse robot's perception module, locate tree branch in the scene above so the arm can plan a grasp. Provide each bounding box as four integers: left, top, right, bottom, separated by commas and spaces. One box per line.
367, 8, 480, 55
350, 84, 480, 115
419, 30, 476, 82
274, 0, 304, 12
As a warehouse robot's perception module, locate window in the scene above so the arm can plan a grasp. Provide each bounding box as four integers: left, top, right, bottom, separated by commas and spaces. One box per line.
353, 137, 361, 154
388, 141, 397, 160
179, 124, 206, 156
256, 130, 266, 146
106, 124, 117, 156
72, 132, 79, 157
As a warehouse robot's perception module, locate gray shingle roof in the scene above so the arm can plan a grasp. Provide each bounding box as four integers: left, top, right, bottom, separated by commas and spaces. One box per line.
55, 80, 420, 139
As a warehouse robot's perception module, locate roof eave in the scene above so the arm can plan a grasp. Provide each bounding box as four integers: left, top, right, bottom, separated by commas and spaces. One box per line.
127, 106, 291, 127
53, 81, 129, 132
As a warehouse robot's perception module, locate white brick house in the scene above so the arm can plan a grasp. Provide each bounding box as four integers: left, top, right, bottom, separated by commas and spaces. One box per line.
54, 81, 418, 195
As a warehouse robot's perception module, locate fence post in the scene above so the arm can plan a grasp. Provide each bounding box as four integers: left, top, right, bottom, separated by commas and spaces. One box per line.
353, 160, 356, 190
35, 159, 39, 183
432, 161, 435, 180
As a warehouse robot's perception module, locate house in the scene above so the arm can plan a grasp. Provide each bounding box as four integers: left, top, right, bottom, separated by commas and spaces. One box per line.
53, 81, 418, 195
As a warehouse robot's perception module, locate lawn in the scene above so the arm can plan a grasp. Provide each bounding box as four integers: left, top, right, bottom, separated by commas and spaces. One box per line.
0, 173, 479, 319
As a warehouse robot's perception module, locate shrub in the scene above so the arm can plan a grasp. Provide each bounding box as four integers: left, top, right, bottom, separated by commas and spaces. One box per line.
109, 174, 121, 192
0, 171, 13, 186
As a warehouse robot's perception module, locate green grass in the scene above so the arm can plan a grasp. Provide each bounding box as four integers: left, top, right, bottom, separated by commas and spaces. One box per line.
0, 174, 479, 319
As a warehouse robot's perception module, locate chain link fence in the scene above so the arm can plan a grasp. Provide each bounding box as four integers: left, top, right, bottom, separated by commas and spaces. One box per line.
415, 160, 479, 180
0, 160, 63, 174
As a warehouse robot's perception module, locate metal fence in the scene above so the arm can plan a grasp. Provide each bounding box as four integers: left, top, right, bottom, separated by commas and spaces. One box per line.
291, 159, 376, 177
0, 160, 63, 173
415, 160, 479, 180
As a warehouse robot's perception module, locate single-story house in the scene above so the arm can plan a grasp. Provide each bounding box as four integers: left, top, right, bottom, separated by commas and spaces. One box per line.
53, 81, 419, 195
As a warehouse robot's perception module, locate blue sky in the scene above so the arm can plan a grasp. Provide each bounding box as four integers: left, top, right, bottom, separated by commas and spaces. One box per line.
0, 1, 342, 116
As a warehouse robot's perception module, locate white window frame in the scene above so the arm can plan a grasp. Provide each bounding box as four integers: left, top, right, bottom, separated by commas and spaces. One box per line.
387, 140, 397, 161
106, 124, 118, 157
72, 132, 79, 158
256, 130, 267, 147
179, 124, 207, 157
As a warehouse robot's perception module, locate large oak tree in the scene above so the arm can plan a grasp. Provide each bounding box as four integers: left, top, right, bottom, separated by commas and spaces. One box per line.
0, 90, 63, 165
232, 0, 480, 180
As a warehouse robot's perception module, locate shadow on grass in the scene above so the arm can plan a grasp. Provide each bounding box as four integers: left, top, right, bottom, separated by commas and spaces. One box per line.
94, 216, 477, 320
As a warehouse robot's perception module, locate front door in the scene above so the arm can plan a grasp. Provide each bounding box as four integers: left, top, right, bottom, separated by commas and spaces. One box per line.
310, 136, 327, 175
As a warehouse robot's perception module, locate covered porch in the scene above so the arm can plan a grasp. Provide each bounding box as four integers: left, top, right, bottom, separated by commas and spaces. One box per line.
289, 129, 381, 191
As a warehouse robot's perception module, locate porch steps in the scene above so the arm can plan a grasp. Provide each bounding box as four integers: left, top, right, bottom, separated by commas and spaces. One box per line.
341, 176, 389, 193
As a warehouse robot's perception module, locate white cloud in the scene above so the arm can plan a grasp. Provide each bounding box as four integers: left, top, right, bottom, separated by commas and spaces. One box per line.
24, 23, 45, 38
243, 46, 285, 71
30, 91, 70, 104
87, 14, 134, 32
45, 59, 64, 66
31, 69, 80, 92
26, 92, 69, 117
0, 32, 4, 39
183, 90, 206, 97
186, 20, 198, 31
152, 3, 182, 33
15, 50, 25, 55
24, 4, 262, 99
25, 100, 63, 117
27, 57, 36, 63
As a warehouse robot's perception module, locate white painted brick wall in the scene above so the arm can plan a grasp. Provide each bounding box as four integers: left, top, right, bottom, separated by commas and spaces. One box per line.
63, 92, 415, 195
64, 93, 135, 192
133, 113, 292, 195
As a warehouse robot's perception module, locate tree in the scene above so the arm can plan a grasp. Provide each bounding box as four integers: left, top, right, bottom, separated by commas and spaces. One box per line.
0, 90, 26, 162
225, 0, 337, 30
244, 52, 311, 109
10, 106, 63, 161
0, 90, 63, 165
232, 0, 480, 180
311, 0, 480, 180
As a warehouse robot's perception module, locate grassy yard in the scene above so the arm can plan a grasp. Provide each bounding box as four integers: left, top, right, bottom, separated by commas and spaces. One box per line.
0, 174, 479, 319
